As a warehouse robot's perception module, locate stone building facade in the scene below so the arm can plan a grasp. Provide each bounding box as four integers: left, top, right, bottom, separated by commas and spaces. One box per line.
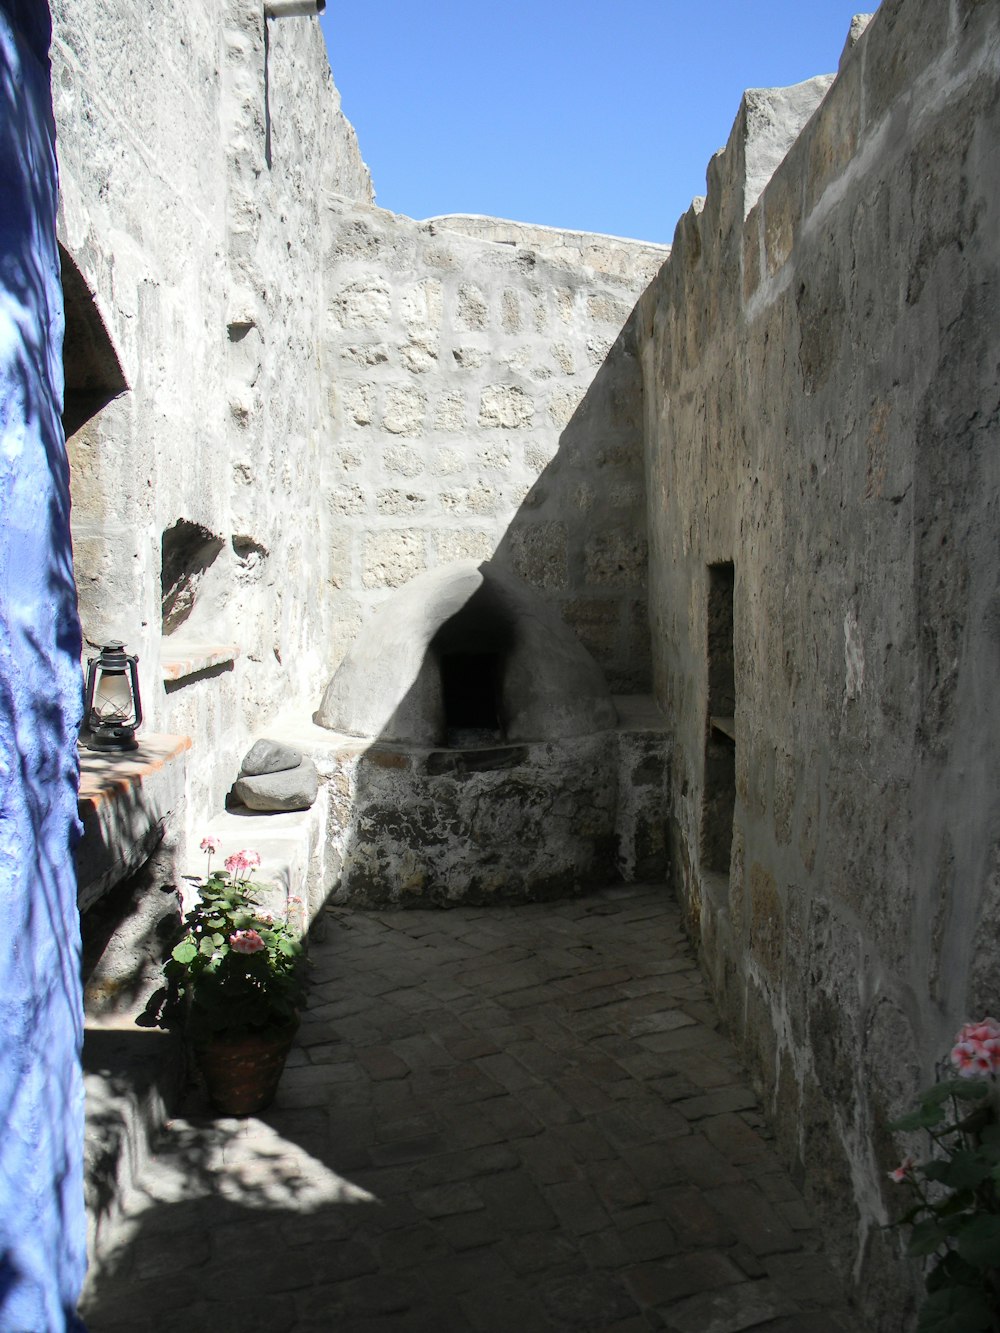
1, 0, 998, 1323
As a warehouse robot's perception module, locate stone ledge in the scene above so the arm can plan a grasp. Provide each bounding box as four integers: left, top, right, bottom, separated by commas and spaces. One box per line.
77, 733, 191, 911
160, 643, 240, 683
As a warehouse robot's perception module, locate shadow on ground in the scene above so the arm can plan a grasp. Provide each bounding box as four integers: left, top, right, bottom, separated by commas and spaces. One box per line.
79, 884, 863, 1333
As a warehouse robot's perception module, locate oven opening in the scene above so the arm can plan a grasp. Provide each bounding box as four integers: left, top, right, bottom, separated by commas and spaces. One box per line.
441, 651, 503, 747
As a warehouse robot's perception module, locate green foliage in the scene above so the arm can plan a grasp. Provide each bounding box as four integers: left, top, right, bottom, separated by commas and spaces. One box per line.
888, 1069, 1000, 1332
165, 864, 307, 1041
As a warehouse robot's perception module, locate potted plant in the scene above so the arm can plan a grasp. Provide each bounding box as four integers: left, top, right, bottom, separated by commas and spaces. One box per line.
165, 838, 307, 1115
887, 1018, 1000, 1333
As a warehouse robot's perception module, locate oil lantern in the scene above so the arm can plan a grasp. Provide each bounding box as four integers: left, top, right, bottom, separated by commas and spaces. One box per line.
84, 641, 142, 751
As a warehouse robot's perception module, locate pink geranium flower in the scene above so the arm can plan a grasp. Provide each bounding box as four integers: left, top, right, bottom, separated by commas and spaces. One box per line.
230, 929, 265, 954
889, 1156, 915, 1183
950, 1018, 1000, 1078
225, 849, 262, 879
200, 836, 221, 855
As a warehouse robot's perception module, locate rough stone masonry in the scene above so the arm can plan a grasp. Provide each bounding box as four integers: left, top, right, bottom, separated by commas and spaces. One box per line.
36, 0, 1000, 1327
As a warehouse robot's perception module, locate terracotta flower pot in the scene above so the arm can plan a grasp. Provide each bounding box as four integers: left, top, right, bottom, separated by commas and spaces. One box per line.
194, 1019, 298, 1116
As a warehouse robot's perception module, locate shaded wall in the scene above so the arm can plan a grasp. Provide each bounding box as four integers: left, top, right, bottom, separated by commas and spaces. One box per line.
0, 1, 86, 1324
637, 0, 1000, 1320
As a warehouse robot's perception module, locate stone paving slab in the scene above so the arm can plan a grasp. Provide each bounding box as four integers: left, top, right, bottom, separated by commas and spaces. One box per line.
79, 884, 864, 1332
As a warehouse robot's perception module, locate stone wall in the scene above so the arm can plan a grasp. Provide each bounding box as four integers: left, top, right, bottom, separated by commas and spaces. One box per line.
51, 0, 665, 835
0, 1, 87, 1323
636, 0, 1000, 1321
320, 203, 665, 693
51, 0, 372, 826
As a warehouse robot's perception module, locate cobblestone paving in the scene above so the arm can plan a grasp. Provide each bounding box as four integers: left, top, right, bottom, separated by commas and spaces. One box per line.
81, 884, 863, 1332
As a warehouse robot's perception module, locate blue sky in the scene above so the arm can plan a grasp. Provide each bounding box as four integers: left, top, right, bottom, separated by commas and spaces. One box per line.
319, 3, 878, 245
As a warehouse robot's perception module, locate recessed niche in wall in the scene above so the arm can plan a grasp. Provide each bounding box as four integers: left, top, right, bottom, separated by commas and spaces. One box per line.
160, 520, 224, 636
702, 561, 736, 875
59, 243, 128, 439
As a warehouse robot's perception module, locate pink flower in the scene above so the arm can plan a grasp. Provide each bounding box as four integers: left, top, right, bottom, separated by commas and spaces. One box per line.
230, 929, 265, 954
950, 1018, 1000, 1078
889, 1156, 915, 1183
200, 836, 221, 855
224, 849, 262, 879
957, 1018, 1000, 1045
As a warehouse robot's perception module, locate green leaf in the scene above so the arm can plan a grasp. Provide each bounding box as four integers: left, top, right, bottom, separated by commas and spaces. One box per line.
924, 1081, 965, 1107
937, 1191, 976, 1218
956, 1214, 1000, 1270
199, 937, 216, 957
211, 933, 225, 947
921, 1153, 994, 1192
917, 1284, 994, 1333
925, 1250, 980, 1293
171, 940, 198, 965
893, 1104, 951, 1132
908, 1218, 952, 1258
950, 1081, 991, 1102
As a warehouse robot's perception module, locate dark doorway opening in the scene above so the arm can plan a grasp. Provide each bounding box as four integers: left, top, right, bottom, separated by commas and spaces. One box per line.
702, 561, 736, 874
441, 652, 503, 746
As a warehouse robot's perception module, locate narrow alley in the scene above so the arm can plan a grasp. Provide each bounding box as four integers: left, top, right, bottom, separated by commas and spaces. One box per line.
80, 884, 860, 1332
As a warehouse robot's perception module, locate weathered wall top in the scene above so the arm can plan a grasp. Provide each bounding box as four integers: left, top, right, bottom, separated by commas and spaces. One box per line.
423, 213, 671, 282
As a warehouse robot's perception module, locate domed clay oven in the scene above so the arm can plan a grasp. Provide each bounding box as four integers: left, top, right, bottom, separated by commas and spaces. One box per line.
314, 561, 626, 906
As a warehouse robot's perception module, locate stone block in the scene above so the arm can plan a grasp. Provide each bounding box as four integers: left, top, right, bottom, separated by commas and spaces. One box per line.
456, 283, 488, 330
452, 345, 486, 369
587, 293, 631, 326
478, 384, 535, 430
342, 342, 389, 367
477, 442, 511, 471
400, 279, 443, 336
345, 383, 374, 426
551, 342, 574, 374
441, 481, 499, 516
584, 529, 648, 588
434, 390, 466, 431
401, 339, 438, 374
361, 529, 426, 588
376, 489, 428, 517
383, 384, 427, 436
331, 277, 391, 329
434, 529, 496, 563
383, 444, 424, 477
501, 289, 522, 333
524, 440, 558, 473
509, 522, 568, 590
432, 446, 466, 475
328, 483, 367, 516
548, 386, 585, 428
586, 333, 615, 365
